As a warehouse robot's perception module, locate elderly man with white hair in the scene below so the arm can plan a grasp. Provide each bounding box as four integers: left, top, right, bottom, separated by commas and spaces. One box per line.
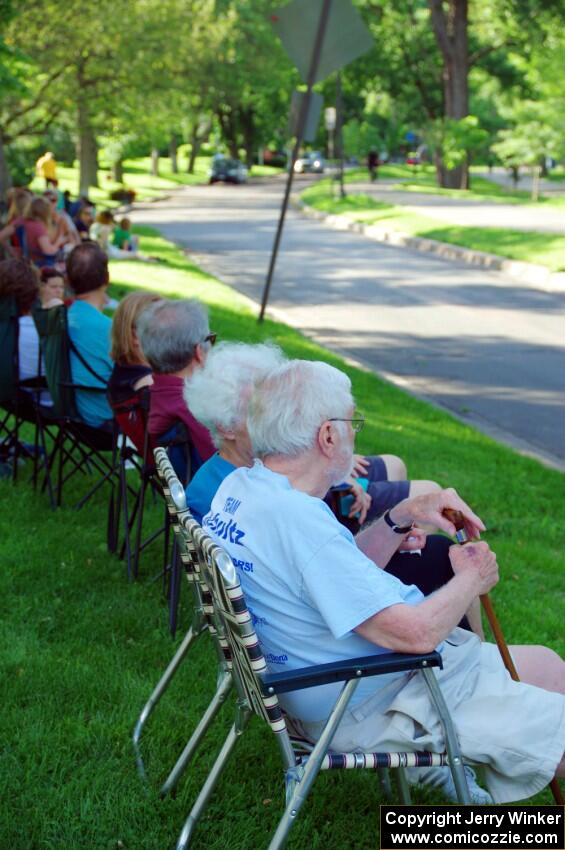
204, 358, 565, 805
186, 343, 483, 636
185, 341, 440, 526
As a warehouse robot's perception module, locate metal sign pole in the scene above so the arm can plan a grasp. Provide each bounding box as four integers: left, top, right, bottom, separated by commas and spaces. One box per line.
336, 71, 346, 199
258, 0, 333, 322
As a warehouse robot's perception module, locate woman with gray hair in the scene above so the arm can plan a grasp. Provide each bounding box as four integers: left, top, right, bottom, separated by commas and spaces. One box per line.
184, 341, 286, 522
136, 298, 216, 465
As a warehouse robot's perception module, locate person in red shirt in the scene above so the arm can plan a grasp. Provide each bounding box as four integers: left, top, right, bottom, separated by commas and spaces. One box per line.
136, 298, 216, 470
2, 196, 66, 265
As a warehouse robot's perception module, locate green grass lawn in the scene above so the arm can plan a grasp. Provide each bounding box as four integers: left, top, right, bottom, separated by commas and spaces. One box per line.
302, 178, 565, 271
29, 156, 282, 209
1, 228, 563, 849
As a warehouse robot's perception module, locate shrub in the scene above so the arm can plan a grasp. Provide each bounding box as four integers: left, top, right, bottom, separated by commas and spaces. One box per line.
109, 187, 136, 203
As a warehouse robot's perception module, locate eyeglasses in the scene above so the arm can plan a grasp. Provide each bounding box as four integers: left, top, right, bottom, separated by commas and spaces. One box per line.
328, 412, 365, 433
203, 332, 217, 346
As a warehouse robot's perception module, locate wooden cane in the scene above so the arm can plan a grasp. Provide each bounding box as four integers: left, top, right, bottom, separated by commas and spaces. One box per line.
443, 508, 564, 805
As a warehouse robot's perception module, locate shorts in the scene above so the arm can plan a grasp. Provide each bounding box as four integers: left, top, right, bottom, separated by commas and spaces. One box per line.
303, 629, 565, 803
363, 455, 410, 521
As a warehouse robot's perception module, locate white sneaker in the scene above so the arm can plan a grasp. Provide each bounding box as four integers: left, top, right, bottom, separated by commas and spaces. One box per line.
406, 764, 493, 805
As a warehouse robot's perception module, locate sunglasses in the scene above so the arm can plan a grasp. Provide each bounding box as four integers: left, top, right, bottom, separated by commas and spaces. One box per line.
203, 332, 217, 346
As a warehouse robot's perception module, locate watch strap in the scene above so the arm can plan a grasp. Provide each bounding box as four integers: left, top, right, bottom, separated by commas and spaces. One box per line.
383, 508, 413, 534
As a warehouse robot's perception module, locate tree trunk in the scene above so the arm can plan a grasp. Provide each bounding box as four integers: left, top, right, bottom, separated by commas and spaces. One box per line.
77, 96, 99, 196
187, 135, 201, 174
0, 134, 12, 207
150, 148, 159, 177
169, 135, 178, 174
531, 164, 541, 202
428, 0, 469, 189
112, 159, 124, 183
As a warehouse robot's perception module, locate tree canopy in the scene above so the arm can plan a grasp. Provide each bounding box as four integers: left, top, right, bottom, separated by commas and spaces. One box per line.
1, 0, 563, 198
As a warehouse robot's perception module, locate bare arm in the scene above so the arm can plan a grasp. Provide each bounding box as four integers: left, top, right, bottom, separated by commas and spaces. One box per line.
0, 222, 15, 245
355, 542, 498, 653
38, 233, 65, 255
356, 487, 485, 567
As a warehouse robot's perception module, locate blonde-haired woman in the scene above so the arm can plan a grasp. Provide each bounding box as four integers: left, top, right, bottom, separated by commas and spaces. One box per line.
108, 291, 162, 406
0, 196, 66, 265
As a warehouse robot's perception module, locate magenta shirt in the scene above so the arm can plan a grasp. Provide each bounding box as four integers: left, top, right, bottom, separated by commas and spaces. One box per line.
148, 373, 215, 462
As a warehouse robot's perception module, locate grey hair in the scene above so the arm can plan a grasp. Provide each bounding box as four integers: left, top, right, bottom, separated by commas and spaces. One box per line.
248, 359, 353, 458
184, 342, 286, 447
136, 298, 209, 374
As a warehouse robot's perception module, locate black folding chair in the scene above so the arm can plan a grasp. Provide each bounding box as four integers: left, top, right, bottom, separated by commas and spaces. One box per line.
33, 304, 121, 537
0, 295, 56, 504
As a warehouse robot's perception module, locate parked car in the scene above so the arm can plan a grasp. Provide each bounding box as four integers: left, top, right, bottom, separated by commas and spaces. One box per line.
293, 151, 325, 174
209, 155, 248, 184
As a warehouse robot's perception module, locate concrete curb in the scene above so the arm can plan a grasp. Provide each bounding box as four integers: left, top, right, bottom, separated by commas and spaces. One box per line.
291, 195, 565, 294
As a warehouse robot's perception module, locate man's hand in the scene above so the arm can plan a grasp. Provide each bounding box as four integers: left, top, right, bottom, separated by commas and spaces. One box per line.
351, 453, 370, 478
347, 479, 371, 525
449, 541, 499, 595
389, 487, 485, 540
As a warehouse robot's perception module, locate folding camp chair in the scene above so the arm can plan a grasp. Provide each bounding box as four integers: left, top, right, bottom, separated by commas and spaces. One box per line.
133, 446, 232, 785
110, 387, 162, 581
151, 421, 199, 635
163, 472, 473, 850
33, 304, 120, 531
0, 295, 56, 503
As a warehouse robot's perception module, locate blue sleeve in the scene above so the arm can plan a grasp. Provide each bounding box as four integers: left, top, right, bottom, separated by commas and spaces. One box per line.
301, 529, 412, 641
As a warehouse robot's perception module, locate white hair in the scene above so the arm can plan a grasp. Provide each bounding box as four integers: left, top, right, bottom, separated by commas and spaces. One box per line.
184, 342, 286, 447
248, 360, 353, 458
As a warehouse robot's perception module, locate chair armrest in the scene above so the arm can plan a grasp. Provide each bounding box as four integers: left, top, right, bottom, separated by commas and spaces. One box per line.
261, 650, 442, 695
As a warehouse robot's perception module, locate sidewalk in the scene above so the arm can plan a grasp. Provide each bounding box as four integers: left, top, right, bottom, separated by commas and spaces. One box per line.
293, 191, 565, 294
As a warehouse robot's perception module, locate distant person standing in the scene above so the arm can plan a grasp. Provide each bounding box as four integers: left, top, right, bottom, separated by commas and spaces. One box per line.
368, 149, 379, 182
36, 151, 57, 188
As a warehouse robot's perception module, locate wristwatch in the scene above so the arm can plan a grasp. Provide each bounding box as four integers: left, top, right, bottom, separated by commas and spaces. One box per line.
383, 508, 413, 534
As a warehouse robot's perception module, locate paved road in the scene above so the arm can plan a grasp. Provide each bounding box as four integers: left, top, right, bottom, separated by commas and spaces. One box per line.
133, 178, 565, 470
345, 180, 565, 234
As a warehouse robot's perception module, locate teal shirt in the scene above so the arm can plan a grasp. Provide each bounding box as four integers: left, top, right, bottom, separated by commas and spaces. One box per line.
67, 300, 113, 427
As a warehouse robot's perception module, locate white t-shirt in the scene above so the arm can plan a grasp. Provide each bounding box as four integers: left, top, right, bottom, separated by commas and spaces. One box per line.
204, 461, 426, 722
18, 316, 51, 406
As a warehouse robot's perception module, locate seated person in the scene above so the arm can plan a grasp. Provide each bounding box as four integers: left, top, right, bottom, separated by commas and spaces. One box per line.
108, 291, 162, 405
44, 190, 80, 252
1, 197, 67, 266
0, 257, 51, 406
112, 217, 139, 253
107, 291, 162, 455
90, 210, 115, 255
39, 267, 65, 308
205, 359, 565, 804
74, 205, 95, 241
0, 188, 32, 257
65, 243, 114, 428
136, 298, 215, 468
186, 342, 483, 638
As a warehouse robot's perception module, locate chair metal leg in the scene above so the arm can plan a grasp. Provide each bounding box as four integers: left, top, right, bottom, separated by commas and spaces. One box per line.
396, 766, 412, 804
133, 624, 203, 780
175, 704, 251, 850
378, 768, 393, 800
421, 666, 471, 804
132, 474, 150, 579
160, 670, 233, 797
168, 544, 183, 637
268, 679, 359, 850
